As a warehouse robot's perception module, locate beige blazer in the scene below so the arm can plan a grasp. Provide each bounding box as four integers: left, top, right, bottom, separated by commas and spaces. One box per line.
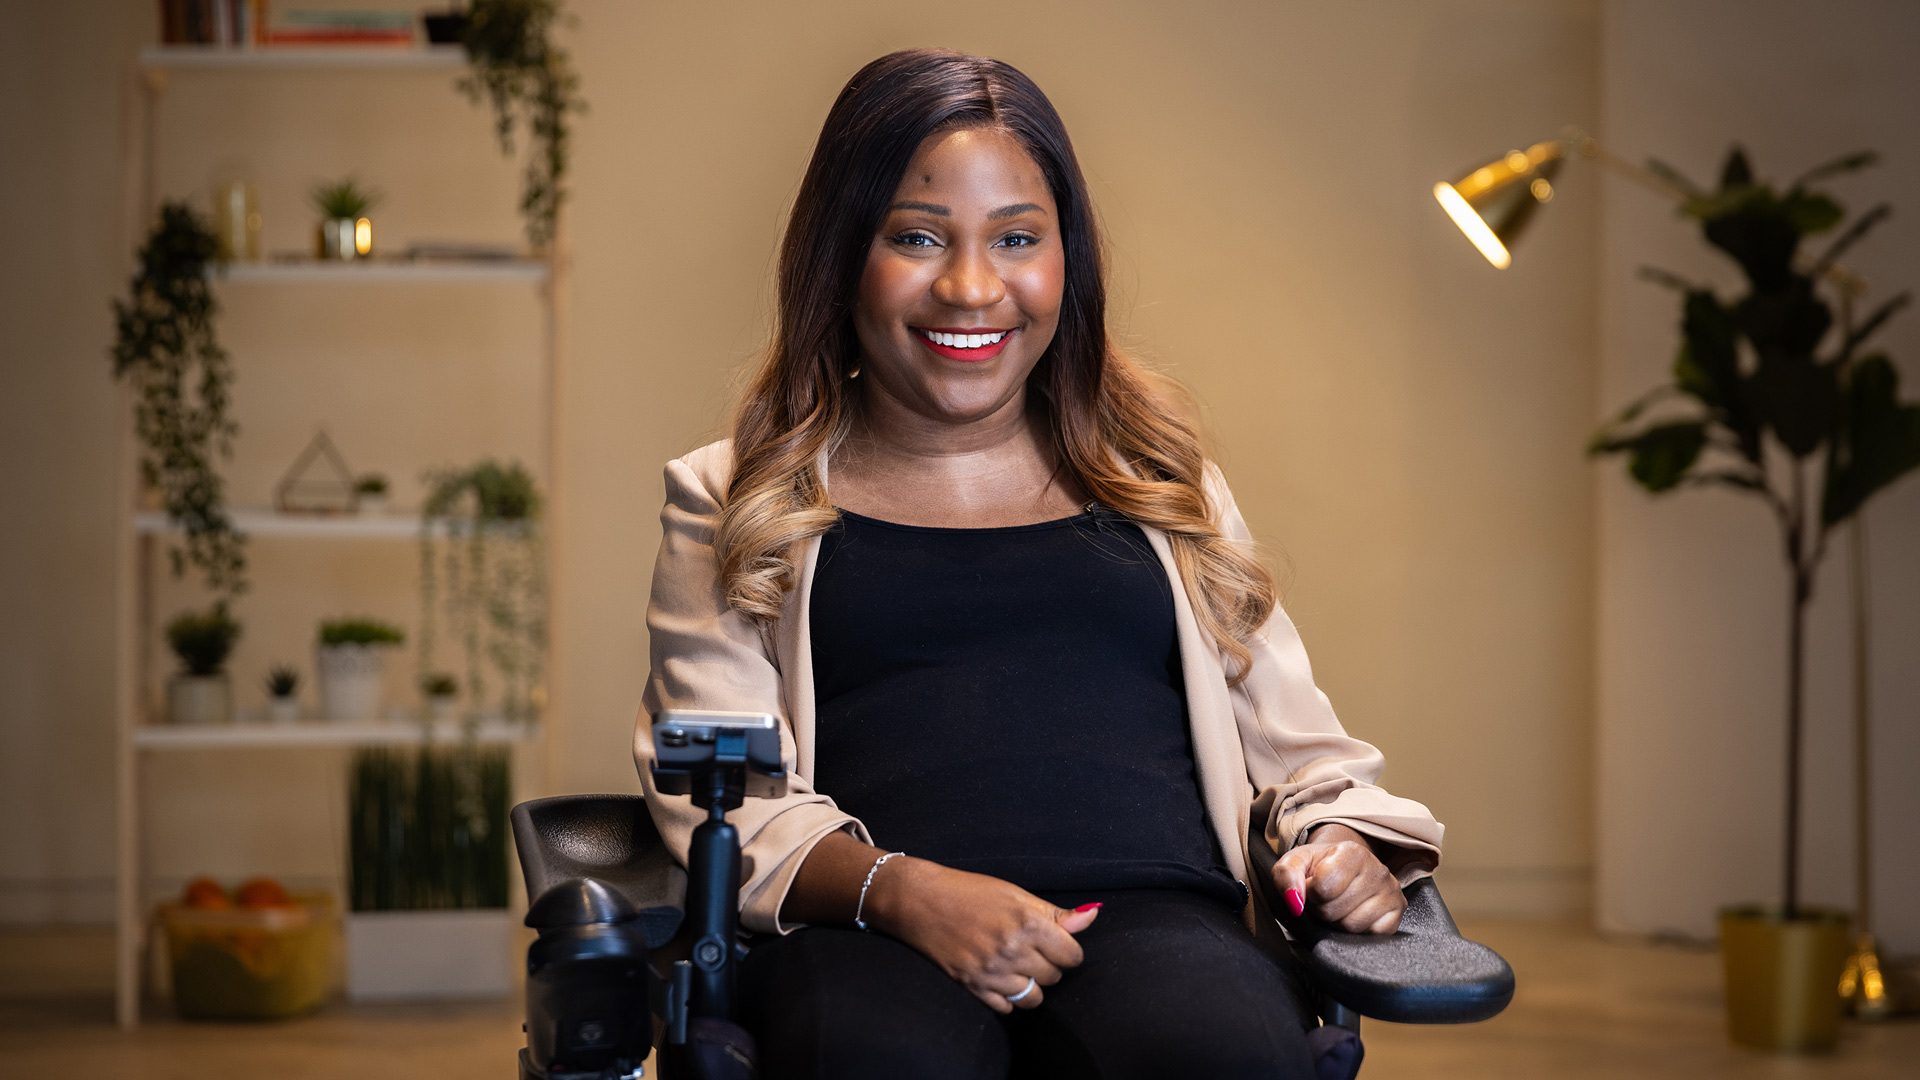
635, 440, 1443, 934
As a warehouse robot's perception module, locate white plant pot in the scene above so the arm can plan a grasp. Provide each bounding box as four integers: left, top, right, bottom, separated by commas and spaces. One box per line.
267, 696, 301, 724
345, 909, 514, 1001
356, 493, 389, 516
167, 675, 231, 725
316, 644, 390, 722
425, 696, 457, 724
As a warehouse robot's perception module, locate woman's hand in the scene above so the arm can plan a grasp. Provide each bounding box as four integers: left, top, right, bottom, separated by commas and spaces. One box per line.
865, 856, 1100, 1014
1271, 822, 1406, 934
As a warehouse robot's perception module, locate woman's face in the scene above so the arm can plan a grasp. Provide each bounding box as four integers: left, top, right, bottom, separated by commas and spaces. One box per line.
853, 126, 1065, 428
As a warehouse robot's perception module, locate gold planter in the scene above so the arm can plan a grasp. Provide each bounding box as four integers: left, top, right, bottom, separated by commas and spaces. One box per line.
316, 216, 374, 260
1720, 905, 1852, 1051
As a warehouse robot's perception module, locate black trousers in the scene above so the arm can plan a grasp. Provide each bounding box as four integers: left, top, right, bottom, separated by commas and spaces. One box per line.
739, 889, 1318, 1080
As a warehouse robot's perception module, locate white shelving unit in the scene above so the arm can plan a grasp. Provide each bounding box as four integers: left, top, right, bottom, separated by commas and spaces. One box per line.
133, 719, 535, 751
140, 45, 466, 70
113, 44, 565, 1029
214, 260, 548, 284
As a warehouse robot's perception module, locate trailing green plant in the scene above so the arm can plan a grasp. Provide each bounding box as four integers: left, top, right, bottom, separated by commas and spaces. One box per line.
265, 665, 299, 697
1591, 147, 1920, 919
319, 617, 406, 647
309, 177, 382, 220
418, 460, 546, 727
167, 605, 242, 677
347, 745, 510, 911
111, 203, 246, 597
459, 0, 583, 251
355, 473, 390, 496
420, 671, 459, 699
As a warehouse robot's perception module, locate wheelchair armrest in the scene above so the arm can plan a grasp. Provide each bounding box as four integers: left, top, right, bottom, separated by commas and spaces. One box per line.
1248, 823, 1515, 1025
511, 794, 684, 948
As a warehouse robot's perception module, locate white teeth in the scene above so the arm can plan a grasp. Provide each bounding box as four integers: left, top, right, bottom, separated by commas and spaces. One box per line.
921, 329, 1007, 349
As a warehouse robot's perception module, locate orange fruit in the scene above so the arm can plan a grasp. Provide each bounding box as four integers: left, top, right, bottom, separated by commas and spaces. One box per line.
235, 877, 296, 909
182, 877, 231, 909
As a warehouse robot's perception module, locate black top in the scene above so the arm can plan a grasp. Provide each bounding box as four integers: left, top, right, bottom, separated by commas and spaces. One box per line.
809, 507, 1245, 909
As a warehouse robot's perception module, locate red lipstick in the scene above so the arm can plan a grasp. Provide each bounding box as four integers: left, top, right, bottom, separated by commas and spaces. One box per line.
915, 326, 1013, 363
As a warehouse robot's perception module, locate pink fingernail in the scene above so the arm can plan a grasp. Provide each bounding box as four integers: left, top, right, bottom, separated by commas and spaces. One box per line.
1285, 888, 1305, 917
1073, 902, 1103, 913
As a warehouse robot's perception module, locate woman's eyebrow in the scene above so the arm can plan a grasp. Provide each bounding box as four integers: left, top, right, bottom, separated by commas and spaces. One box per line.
988, 202, 1045, 220
889, 200, 950, 216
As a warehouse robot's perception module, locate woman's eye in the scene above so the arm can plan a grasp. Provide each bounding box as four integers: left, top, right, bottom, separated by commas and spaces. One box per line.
998, 234, 1039, 249
891, 232, 938, 248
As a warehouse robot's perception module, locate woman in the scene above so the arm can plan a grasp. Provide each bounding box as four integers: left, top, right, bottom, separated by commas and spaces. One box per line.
637, 48, 1442, 1079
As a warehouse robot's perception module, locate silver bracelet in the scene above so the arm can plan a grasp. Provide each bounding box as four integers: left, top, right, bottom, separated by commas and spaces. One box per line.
854, 851, 906, 931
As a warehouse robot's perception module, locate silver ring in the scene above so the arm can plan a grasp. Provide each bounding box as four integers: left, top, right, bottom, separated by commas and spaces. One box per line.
1006, 977, 1037, 1003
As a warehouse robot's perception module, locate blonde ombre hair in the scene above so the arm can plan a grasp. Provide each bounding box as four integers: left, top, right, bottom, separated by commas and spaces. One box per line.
713, 49, 1276, 680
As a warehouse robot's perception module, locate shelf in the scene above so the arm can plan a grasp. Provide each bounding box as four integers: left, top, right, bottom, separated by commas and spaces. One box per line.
134, 719, 538, 750
213, 260, 547, 284
140, 45, 465, 70
135, 508, 420, 539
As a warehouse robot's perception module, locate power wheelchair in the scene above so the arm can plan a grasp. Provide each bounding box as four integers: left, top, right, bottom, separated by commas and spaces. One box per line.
511, 712, 1513, 1080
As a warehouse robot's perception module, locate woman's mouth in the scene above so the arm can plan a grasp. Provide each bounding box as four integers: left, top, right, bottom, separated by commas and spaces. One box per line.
915, 326, 1012, 362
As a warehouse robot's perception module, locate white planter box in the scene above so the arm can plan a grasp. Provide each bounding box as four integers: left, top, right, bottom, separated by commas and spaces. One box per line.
317, 643, 391, 721
345, 909, 515, 1002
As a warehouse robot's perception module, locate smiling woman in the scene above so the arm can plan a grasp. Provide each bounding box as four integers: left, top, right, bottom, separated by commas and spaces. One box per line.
635, 48, 1444, 1079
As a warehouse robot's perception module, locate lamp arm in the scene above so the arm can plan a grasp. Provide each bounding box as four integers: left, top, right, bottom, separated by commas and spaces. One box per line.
1558, 128, 1694, 202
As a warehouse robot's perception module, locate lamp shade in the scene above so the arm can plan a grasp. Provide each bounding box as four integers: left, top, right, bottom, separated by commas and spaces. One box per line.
1433, 139, 1568, 268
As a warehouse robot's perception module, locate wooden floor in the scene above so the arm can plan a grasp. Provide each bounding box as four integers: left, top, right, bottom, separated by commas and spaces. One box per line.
2, 918, 1915, 1078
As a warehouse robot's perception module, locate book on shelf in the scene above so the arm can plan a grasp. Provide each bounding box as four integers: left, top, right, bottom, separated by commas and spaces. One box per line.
267, 8, 415, 46
159, 2, 422, 49
159, 0, 264, 46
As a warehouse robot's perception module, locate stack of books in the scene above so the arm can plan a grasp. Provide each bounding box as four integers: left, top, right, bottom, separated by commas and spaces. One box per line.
157, 2, 420, 48
266, 8, 417, 47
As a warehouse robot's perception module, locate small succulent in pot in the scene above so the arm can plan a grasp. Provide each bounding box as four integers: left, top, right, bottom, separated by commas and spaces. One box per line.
265, 664, 301, 724
354, 473, 391, 515
310, 177, 383, 260
165, 605, 241, 724
420, 671, 460, 722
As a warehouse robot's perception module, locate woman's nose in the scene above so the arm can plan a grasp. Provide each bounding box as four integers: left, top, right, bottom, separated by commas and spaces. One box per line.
930, 246, 1006, 310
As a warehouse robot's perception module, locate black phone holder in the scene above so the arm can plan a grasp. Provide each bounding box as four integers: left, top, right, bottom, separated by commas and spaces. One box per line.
518, 712, 785, 1080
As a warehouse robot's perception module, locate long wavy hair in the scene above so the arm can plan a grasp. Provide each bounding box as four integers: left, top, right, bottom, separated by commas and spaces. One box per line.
715, 48, 1276, 679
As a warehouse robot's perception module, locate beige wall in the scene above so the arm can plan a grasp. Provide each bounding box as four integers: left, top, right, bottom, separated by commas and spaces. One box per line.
2, 0, 1601, 921
1596, 0, 1920, 952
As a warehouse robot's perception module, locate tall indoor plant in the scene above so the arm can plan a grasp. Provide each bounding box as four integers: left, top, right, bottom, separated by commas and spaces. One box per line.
1592, 148, 1920, 1050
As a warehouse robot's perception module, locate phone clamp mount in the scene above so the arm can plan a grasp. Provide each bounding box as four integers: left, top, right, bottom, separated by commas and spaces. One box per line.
650, 710, 787, 1071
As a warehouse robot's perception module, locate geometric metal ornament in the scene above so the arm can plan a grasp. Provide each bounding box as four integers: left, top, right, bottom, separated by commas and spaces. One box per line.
273, 428, 358, 514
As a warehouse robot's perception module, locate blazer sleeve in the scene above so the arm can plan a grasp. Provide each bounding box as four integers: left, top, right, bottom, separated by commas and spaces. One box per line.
635, 451, 872, 934
1210, 470, 1444, 885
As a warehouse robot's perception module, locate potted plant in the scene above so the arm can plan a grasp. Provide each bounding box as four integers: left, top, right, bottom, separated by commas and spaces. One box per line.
111, 203, 247, 599
354, 473, 390, 516
458, 0, 583, 253
165, 606, 241, 725
418, 460, 546, 729
346, 745, 513, 1000
310, 178, 381, 261
316, 617, 405, 722
264, 665, 300, 724
1592, 147, 1920, 1052
419, 672, 459, 723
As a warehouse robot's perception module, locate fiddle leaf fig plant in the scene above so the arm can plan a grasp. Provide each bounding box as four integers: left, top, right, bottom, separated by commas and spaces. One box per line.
1591, 147, 1920, 918
111, 202, 247, 597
